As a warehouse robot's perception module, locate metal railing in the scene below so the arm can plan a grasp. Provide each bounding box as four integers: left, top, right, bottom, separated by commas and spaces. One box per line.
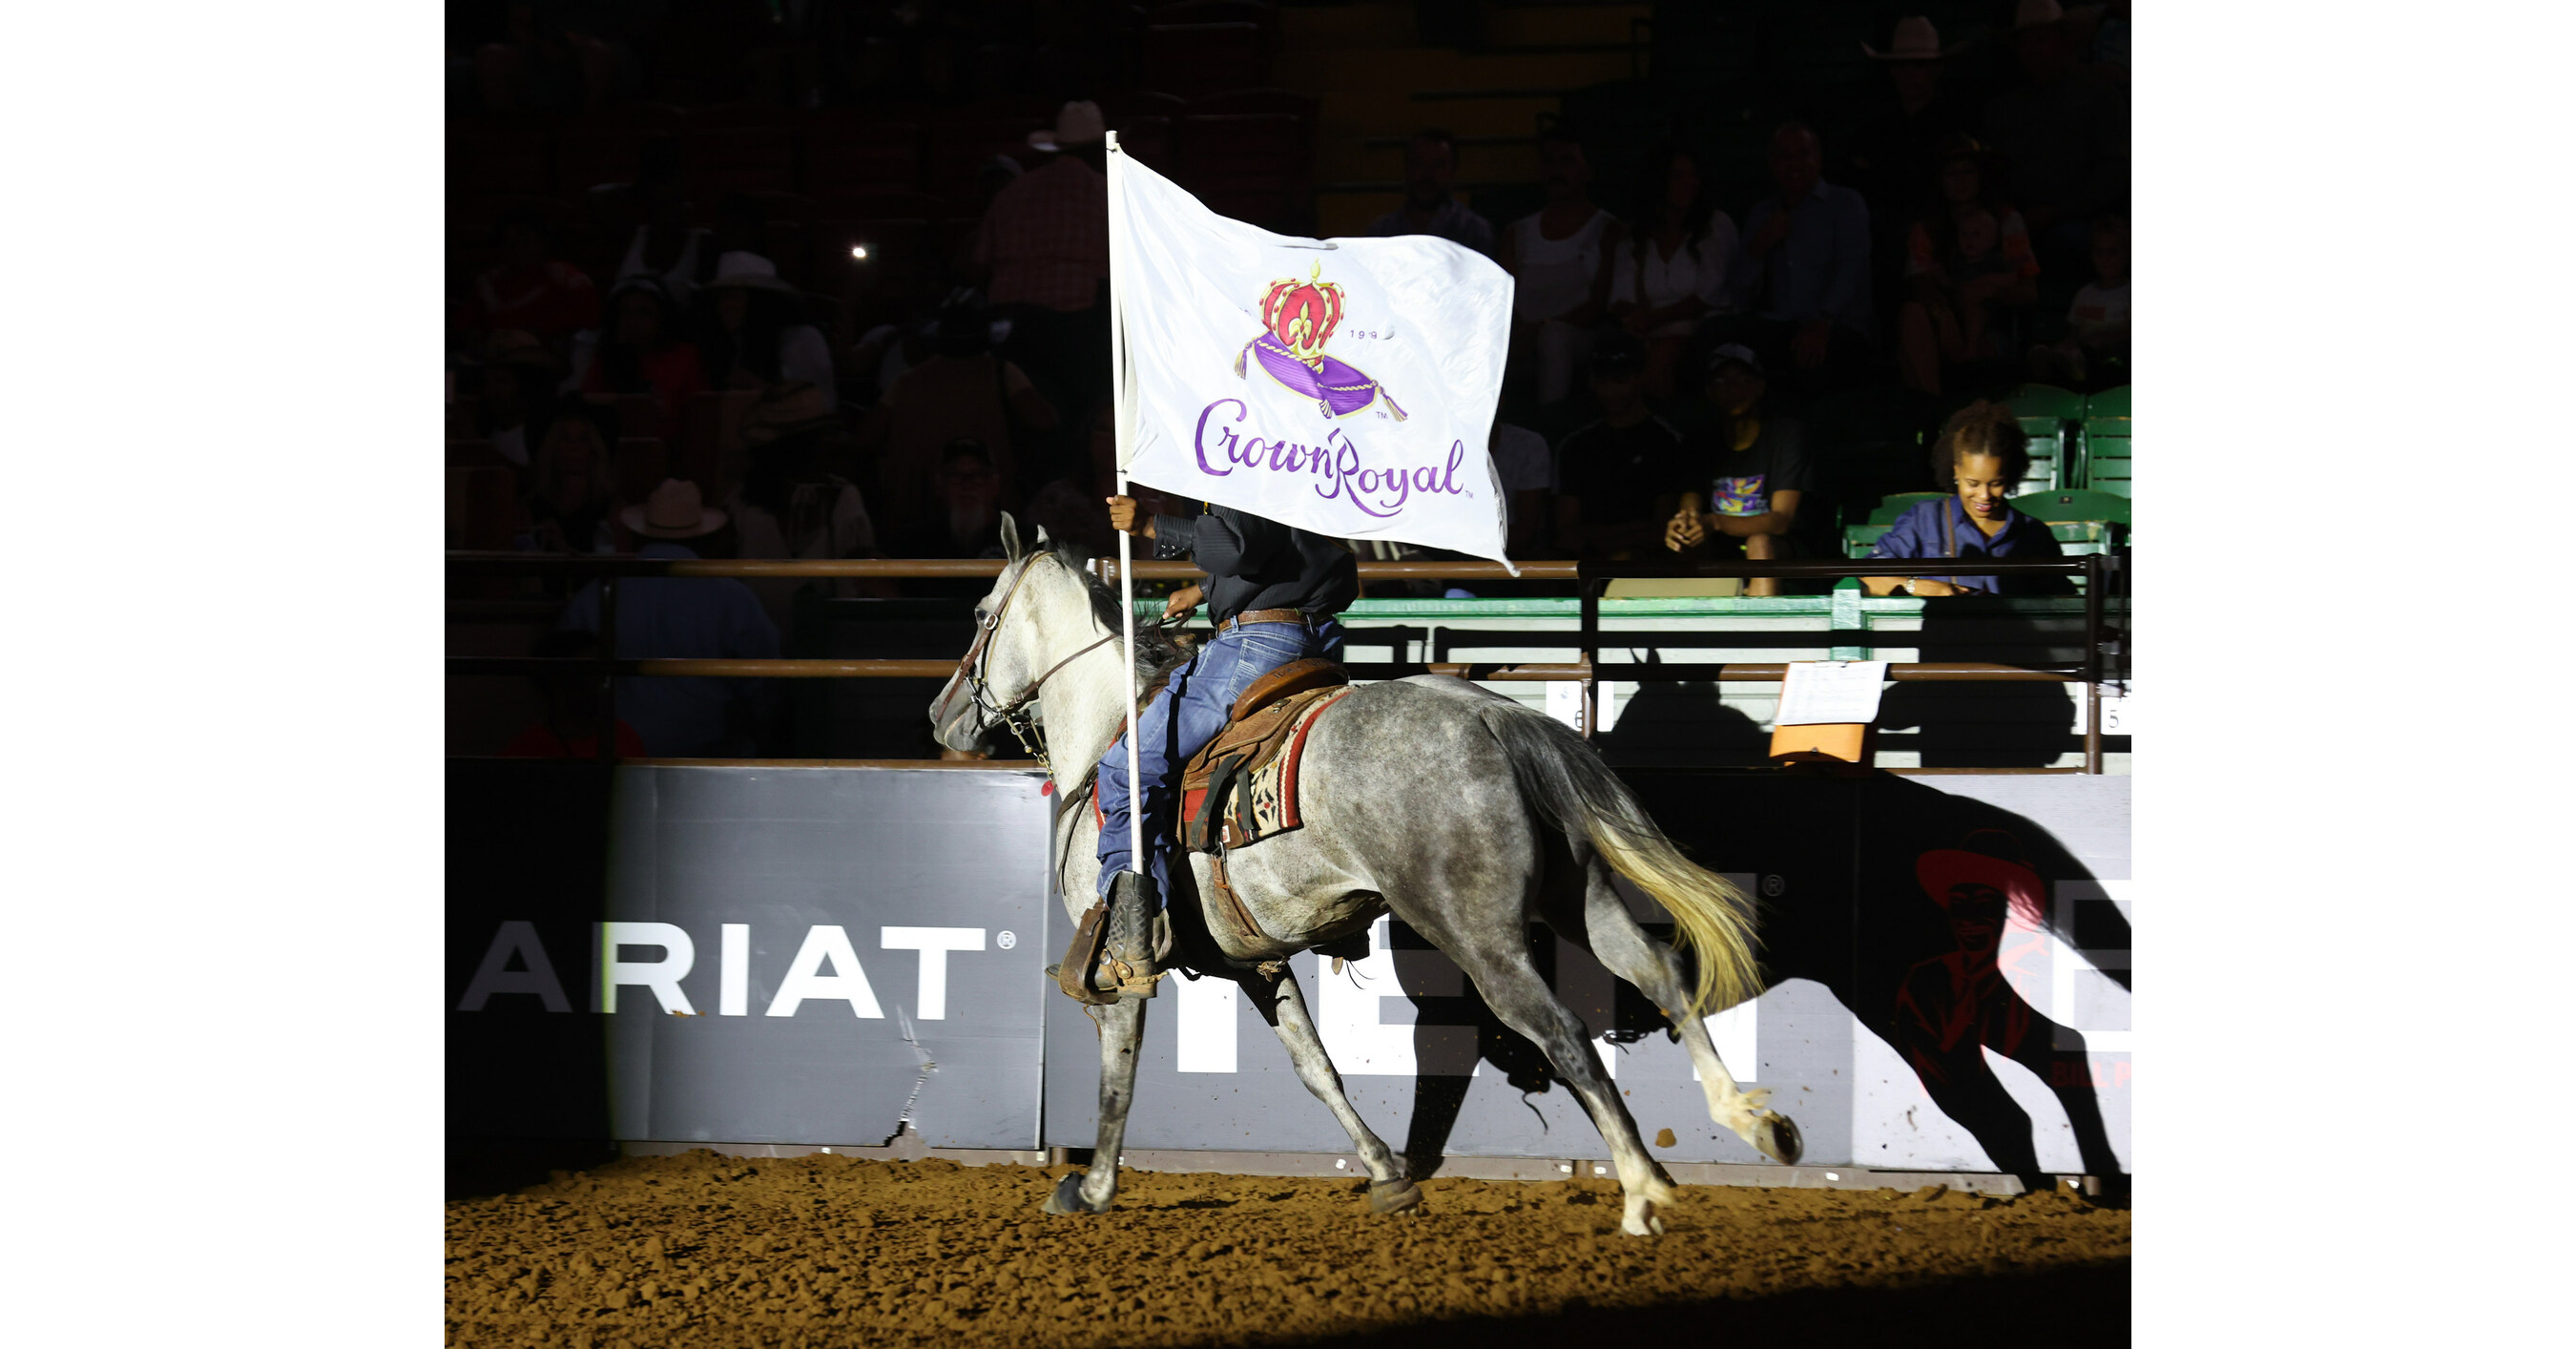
447, 552, 2125, 772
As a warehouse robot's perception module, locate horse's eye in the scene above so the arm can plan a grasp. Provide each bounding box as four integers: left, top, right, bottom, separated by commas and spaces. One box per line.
974, 610, 989, 624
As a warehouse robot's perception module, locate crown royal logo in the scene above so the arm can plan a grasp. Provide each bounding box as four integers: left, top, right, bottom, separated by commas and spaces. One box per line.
1232, 261, 1407, 422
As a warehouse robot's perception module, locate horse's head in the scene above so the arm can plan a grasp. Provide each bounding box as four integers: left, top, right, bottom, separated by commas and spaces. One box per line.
928, 512, 1058, 754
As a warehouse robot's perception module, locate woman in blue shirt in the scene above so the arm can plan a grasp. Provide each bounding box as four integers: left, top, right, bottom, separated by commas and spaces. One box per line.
1863, 401, 2067, 596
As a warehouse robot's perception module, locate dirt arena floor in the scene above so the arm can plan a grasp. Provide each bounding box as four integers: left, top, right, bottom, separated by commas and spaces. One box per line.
445, 1151, 2129, 1348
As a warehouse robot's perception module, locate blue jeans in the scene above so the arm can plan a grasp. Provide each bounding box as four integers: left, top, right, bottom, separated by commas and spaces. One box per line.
1094, 616, 1341, 898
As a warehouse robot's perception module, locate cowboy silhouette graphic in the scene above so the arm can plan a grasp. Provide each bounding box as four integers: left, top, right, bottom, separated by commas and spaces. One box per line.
1890, 829, 2122, 1180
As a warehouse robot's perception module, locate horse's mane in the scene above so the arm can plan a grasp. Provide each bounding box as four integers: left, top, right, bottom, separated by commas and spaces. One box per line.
1044, 541, 1187, 686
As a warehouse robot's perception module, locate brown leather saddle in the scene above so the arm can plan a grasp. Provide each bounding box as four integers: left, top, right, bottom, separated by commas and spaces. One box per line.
1175, 658, 1351, 854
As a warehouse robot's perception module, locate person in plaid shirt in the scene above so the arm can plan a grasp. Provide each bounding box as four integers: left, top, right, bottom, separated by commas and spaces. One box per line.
971, 102, 1109, 314
968, 101, 1111, 480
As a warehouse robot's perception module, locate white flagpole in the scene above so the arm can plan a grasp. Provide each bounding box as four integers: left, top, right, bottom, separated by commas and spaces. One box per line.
1105, 130, 1143, 879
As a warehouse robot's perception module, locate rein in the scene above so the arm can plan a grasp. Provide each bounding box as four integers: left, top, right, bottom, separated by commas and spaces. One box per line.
938, 552, 1132, 771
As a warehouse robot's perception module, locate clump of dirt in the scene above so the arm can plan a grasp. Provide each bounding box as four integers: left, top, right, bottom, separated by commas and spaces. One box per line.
445, 1152, 2128, 1347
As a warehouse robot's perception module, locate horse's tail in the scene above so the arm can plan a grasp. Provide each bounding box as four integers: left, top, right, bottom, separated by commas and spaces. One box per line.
1473, 699, 1763, 1018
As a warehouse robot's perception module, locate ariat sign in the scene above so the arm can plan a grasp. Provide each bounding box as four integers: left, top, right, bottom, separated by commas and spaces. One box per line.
447, 766, 1057, 1150
457, 921, 998, 1020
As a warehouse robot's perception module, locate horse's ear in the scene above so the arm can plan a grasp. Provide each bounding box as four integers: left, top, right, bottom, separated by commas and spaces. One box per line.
1031, 522, 1054, 552
998, 511, 1026, 563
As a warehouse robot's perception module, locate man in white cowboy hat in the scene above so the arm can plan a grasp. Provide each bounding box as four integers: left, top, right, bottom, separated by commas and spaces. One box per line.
703, 250, 839, 408
1980, 0, 2129, 268
558, 478, 783, 758
967, 100, 1112, 473
1846, 16, 1977, 221
968, 101, 1108, 320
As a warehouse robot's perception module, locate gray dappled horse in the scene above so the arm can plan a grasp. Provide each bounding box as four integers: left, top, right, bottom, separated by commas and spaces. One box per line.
928, 518, 1800, 1236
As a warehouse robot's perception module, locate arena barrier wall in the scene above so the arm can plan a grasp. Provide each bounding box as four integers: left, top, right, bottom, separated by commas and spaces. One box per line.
448, 764, 2129, 1175
448, 762, 1055, 1150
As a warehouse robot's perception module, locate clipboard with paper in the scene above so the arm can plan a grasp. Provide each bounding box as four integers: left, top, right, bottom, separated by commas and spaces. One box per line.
1769, 660, 1891, 764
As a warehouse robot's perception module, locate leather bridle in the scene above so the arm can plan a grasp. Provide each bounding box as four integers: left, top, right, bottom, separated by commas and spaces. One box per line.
934, 552, 1121, 769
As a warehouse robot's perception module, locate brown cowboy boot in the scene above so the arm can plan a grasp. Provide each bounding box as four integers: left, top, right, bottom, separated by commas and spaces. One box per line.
1101, 870, 1169, 998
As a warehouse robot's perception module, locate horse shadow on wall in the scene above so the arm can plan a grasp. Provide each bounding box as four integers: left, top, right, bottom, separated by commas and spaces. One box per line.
1395, 750, 2131, 1190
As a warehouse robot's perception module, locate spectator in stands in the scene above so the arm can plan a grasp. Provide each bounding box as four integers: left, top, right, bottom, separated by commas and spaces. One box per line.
471, 1, 616, 114
1981, 0, 2129, 271
571, 274, 706, 438
559, 478, 783, 757
1715, 123, 1873, 396
609, 163, 703, 308
1489, 419, 1554, 557
1661, 345, 1810, 597
844, 254, 945, 410
1846, 17, 1976, 219
2026, 214, 2129, 387
1896, 137, 2041, 395
970, 102, 1111, 431
1862, 402, 2067, 597
498, 629, 646, 759
460, 207, 600, 345
730, 382, 893, 628
1552, 334, 1683, 560
1501, 131, 1624, 406
860, 300, 1053, 544
893, 440, 1010, 598
523, 396, 621, 554
1609, 147, 1737, 399
696, 252, 837, 407
1024, 476, 1118, 559
472, 331, 567, 470
1365, 129, 1496, 258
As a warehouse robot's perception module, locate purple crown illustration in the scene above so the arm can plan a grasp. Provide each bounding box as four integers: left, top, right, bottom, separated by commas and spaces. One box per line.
1232, 262, 1408, 421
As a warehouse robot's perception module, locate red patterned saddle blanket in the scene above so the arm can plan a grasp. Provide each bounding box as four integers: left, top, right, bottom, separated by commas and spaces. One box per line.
1175, 660, 1353, 853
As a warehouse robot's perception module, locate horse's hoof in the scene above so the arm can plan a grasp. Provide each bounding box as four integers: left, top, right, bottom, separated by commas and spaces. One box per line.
1755, 1113, 1804, 1167
1619, 1211, 1665, 1237
1042, 1174, 1106, 1215
1367, 1179, 1423, 1216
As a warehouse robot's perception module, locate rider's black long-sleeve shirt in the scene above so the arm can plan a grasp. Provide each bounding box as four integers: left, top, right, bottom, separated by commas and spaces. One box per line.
1151, 504, 1358, 627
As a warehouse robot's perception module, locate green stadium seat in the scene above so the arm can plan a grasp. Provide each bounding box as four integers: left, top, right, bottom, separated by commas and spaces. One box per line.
1843, 492, 1948, 558
1867, 492, 1951, 526
2006, 384, 2087, 494
2017, 488, 2130, 555
2082, 384, 2132, 496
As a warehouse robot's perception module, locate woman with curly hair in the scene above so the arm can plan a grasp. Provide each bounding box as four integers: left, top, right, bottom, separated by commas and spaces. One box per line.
1862, 401, 2067, 596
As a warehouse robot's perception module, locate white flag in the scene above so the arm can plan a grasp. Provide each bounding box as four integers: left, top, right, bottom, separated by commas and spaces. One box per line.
1107, 136, 1516, 568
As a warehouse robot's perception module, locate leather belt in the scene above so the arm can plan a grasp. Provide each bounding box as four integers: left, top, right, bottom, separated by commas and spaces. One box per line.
1215, 607, 1310, 633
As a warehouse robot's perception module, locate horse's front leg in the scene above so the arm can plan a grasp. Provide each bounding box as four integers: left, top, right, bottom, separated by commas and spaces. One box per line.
1043, 993, 1147, 1214
1254, 969, 1422, 1216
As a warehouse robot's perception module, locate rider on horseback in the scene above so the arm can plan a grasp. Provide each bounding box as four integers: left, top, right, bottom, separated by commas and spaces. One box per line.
1093, 493, 1358, 991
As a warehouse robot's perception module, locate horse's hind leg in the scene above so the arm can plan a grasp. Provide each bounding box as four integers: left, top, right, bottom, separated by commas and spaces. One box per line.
1249, 970, 1421, 1215
1435, 933, 1672, 1236
1043, 995, 1146, 1215
1568, 861, 1802, 1166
